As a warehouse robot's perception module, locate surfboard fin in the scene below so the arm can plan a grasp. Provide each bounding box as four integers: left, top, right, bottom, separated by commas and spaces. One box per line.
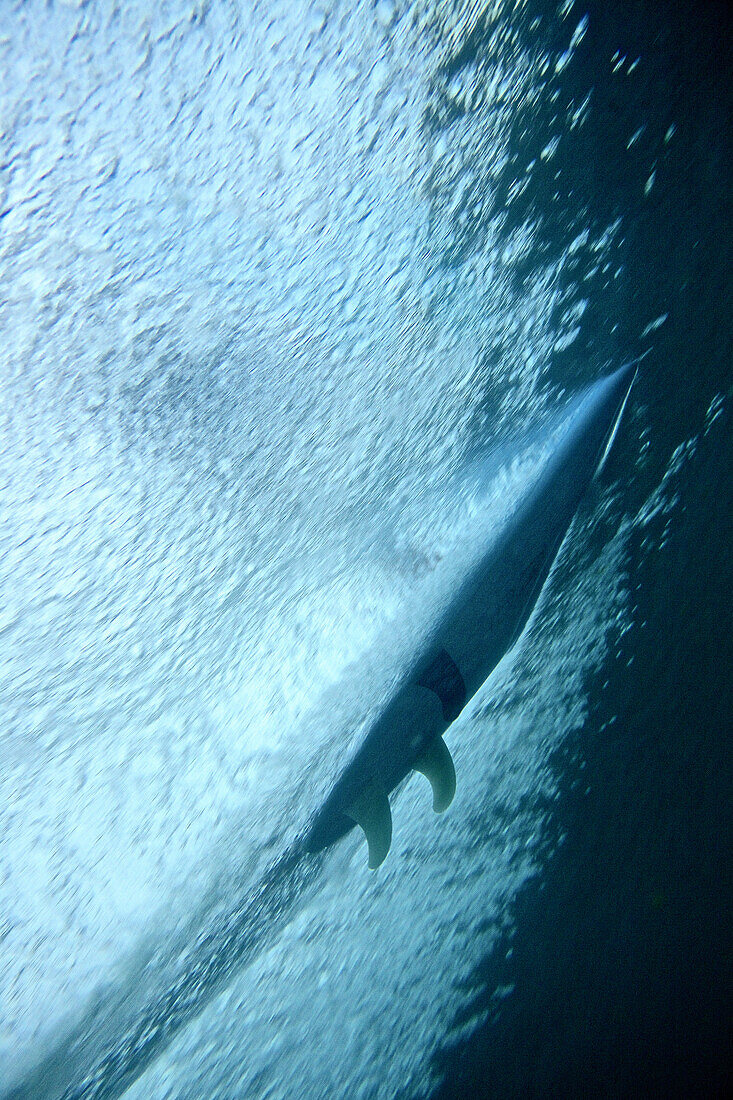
414, 735, 456, 813
345, 780, 393, 869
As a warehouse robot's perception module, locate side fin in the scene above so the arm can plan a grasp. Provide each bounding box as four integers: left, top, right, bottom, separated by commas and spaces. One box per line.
414, 736, 456, 813
344, 780, 392, 869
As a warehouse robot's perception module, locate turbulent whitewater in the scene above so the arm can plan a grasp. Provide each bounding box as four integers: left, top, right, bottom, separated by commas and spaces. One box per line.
0, 2, 647, 1097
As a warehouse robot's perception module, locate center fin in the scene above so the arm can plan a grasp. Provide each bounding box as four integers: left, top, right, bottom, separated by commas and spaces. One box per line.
344, 780, 392, 869
413, 735, 456, 813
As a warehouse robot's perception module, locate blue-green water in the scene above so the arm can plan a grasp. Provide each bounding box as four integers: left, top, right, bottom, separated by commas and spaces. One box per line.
1, 1, 730, 1097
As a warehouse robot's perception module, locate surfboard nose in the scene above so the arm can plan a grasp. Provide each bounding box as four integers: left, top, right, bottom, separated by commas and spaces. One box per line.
601, 360, 638, 407
580, 360, 636, 424
585, 360, 638, 478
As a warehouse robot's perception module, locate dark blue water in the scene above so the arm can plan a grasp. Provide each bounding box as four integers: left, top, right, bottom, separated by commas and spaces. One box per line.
427, 2, 732, 1095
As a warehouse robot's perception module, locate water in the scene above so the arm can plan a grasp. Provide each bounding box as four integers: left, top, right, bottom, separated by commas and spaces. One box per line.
1, 1, 730, 1097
